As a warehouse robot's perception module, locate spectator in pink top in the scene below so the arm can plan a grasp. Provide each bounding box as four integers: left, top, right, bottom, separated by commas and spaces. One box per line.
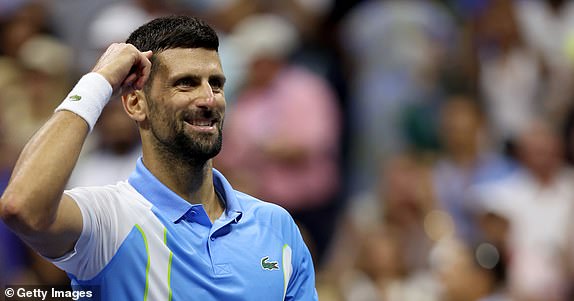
216, 13, 341, 265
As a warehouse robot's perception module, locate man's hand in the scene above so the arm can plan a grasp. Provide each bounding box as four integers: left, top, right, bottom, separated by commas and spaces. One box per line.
92, 43, 153, 95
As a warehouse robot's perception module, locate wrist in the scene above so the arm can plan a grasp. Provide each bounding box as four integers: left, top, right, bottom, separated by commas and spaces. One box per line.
92, 70, 114, 88
55, 72, 113, 132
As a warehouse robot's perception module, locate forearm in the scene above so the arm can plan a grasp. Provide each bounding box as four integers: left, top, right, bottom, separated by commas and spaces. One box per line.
0, 43, 151, 257
0, 111, 88, 232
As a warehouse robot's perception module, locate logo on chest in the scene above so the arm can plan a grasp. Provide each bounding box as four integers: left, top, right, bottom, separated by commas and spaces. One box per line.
260, 256, 280, 271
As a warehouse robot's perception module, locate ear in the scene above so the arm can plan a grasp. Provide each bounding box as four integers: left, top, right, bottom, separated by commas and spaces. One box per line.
122, 90, 147, 123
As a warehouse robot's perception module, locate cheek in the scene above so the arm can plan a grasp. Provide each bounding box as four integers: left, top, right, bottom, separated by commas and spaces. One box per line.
149, 105, 178, 131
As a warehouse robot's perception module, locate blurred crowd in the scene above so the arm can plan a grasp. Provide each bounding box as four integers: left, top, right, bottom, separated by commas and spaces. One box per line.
2, 0, 574, 300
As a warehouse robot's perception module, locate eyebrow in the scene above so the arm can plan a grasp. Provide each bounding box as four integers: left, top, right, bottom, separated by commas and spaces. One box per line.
209, 74, 226, 86
171, 74, 226, 85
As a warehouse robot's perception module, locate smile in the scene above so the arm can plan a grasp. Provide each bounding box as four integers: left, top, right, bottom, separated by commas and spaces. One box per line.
184, 116, 219, 133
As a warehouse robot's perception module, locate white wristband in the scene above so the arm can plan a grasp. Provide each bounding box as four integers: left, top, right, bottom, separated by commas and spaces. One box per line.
55, 72, 113, 132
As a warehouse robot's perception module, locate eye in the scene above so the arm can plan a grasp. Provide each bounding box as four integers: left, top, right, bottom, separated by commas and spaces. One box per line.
209, 77, 226, 93
174, 77, 200, 88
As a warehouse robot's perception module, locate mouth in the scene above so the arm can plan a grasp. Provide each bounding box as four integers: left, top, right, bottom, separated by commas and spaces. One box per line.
183, 113, 220, 133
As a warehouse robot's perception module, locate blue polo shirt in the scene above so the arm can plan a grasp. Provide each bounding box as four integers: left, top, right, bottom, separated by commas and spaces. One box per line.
51, 158, 318, 300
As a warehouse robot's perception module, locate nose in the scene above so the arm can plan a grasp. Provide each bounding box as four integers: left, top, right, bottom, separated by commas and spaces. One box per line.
196, 80, 215, 106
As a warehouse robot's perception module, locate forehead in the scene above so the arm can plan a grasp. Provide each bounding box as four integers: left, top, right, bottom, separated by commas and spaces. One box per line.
154, 48, 223, 77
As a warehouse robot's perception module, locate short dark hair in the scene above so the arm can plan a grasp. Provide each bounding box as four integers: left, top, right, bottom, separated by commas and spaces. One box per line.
126, 16, 219, 93
126, 15, 219, 53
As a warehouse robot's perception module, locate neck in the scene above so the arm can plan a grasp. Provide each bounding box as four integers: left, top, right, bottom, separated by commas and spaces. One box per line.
142, 148, 224, 222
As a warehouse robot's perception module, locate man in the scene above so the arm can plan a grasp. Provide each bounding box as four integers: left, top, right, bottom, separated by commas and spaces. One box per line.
0, 16, 317, 300
472, 117, 574, 301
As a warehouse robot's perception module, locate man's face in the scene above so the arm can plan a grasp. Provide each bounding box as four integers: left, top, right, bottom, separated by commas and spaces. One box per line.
143, 48, 226, 164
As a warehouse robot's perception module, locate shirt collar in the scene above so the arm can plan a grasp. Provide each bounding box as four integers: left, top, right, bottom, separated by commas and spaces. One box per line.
128, 157, 243, 223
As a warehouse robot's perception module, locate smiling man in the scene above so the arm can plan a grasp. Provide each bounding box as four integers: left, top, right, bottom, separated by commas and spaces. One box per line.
0, 16, 317, 300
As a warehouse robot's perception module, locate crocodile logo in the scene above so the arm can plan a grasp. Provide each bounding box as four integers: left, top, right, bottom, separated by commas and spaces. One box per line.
261, 256, 279, 271
68, 95, 82, 101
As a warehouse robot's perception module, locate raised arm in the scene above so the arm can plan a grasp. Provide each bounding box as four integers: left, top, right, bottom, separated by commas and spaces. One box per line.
0, 43, 152, 258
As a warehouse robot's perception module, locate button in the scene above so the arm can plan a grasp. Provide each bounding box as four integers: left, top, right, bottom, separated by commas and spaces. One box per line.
210, 237, 215, 241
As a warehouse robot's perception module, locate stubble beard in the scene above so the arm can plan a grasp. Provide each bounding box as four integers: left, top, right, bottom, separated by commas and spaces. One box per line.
149, 108, 223, 168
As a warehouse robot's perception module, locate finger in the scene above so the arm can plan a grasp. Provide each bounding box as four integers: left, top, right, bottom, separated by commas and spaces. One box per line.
143, 50, 153, 59
135, 52, 153, 90
122, 73, 138, 89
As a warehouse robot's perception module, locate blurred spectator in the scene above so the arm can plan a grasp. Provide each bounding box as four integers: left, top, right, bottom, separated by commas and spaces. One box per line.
88, 0, 157, 49
375, 155, 438, 271
473, 117, 574, 301
430, 238, 510, 301
0, 0, 50, 57
216, 13, 342, 266
67, 100, 142, 188
432, 94, 515, 245
0, 34, 72, 152
470, 0, 542, 146
324, 153, 442, 300
516, 0, 574, 68
0, 2, 71, 151
515, 0, 574, 122
338, 0, 456, 196
49, 0, 173, 76
82, 0, 172, 76
342, 225, 440, 301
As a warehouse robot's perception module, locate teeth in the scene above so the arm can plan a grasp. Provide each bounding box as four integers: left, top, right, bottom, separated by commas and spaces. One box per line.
191, 120, 212, 126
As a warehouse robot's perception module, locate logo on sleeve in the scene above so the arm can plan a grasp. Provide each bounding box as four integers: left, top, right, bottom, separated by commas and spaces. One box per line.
261, 256, 279, 271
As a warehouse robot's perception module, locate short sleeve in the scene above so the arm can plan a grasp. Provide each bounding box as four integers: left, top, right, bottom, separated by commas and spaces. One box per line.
285, 217, 319, 301
48, 185, 124, 280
